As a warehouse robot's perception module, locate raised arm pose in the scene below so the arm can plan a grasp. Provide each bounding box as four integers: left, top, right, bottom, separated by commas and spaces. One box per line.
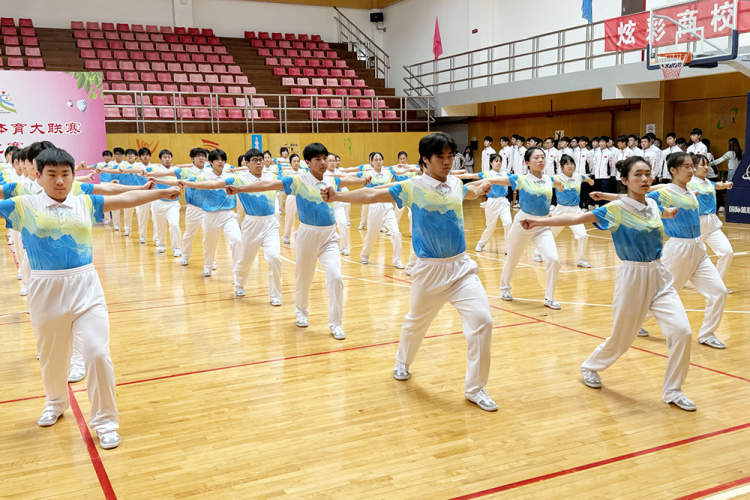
227, 143, 367, 340
321, 132, 499, 412
522, 156, 696, 411
0, 147, 180, 449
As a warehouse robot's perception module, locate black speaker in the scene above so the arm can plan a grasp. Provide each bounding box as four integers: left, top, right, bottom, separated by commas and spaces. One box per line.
470, 140, 478, 151
622, 0, 644, 15
370, 12, 384, 23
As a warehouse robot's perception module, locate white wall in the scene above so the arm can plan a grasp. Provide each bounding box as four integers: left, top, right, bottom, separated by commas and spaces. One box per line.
2, 0, 175, 29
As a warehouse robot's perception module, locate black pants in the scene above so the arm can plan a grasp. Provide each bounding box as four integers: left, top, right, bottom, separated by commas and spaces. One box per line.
593, 178, 611, 207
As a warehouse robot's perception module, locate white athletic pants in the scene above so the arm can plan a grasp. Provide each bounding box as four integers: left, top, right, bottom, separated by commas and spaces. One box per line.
181, 205, 204, 261
549, 204, 589, 262
662, 238, 727, 341
202, 210, 242, 274
151, 200, 182, 250
236, 215, 281, 301
28, 264, 118, 433
500, 213, 560, 300
581, 260, 692, 403
359, 204, 369, 228
294, 223, 343, 327
477, 197, 512, 251
135, 203, 151, 240
283, 194, 298, 240
396, 253, 493, 395
699, 214, 733, 279
361, 202, 402, 265
122, 207, 134, 233
111, 209, 120, 228
334, 202, 349, 252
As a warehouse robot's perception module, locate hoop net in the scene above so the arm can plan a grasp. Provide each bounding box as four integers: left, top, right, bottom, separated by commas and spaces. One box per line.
655, 51, 692, 80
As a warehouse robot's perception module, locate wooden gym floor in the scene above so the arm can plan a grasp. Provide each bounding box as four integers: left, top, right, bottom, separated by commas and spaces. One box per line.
1, 199, 749, 499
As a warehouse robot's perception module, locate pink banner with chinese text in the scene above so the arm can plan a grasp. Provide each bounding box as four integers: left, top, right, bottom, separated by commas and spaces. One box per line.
0, 71, 105, 164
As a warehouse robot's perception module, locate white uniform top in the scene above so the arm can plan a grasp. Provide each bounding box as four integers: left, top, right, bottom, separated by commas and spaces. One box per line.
687, 142, 708, 155
499, 145, 512, 171
543, 148, 558, 176
591, 148, 615, 179
660, 145, 682, 179
481, 146, 496, 174
575, 147, 589, 177
512, 146, 527, 175
624, 146, 643, 159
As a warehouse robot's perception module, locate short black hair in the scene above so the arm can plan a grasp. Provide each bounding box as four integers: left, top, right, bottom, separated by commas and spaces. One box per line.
667, 151, 691, 174
302, 142, 328, 162
125, 148, 138, 156
489, 153, 502, 164
263, 150, 272, 157
690, 128, 703, 136
599, 136, 610, 143
113, 147, 125, 155
237, 154, 246, 165
644, 132, 656, 141
245, 148, 263, 159
559, 154, 576, 167
676, 137, 687, 145
578, 136, 589, 143
665, 132, 676, 139
484, 136, 493, 143
369, 151, 383, 162
701, 138, 711, 148
290, 153, 299, 161
500, 136, 510, 142
397, 150, 407, 158
102, 149, 113, 157
208, 149, 227, 162
560, 136, 571, 143
27, 141, 56, 163
524, 146, 545, 162
12, 148, 24, 163
190, 147, 207, 158
418, 132, 456, 167
280, 147, 289, 154
516, 135, 525, 143
4, 145, 19, 157
138, 147, 151, 157
617, 155, 648, 179
159, 149, 172, 158
616, 135, 627, 143
35, 147, 75, 174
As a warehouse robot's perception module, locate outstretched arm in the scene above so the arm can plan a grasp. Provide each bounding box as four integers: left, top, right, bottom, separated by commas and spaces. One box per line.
180, 179, 227, 190
485, 175, 511, 186
339, 174, 371, 188
521, 211, 597, 230
583, 175, 595, 186
320, 185, 393, 204
225, 179, 284, 194
464, 180, 492, 200
454, 173, 480, 180
102, 187, 181, 211
589, 191, 621, 202
716, 181, 733, 190
92, 180, 155, 195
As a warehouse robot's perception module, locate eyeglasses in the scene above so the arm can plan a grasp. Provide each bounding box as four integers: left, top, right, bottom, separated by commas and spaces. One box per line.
248, 157, 263, 163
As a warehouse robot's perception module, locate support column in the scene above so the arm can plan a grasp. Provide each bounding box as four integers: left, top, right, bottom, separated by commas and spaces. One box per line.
639, 82, 674, 136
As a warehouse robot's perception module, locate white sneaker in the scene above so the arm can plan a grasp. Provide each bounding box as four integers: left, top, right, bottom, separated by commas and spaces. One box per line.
465, 388, 498, 412
544, 298, 561, 310
533, 253, 543, 263
357, 223, 365, 230
234, 285, 246, 297
270, 298, 282, 307
173, 249, 182, 257
405, 267, 413, 276
637, 328, 649, 337
670, 394, 697, 411
581, 367, 601, 388
479, 201, 486, 208
67, 365, 86, 383
16, 271, 22, 280
726, 288, 733, 294
37, 409, 62, 427
123, 230, 130, 237
393, 361, 410, 381
295, 312, 309, 328
154, 240, 160, 247
157, 246, 166, 253
393, 261, 405, 269
340, 249, 350, 256
19, 285, 28, 296
577, 260, 591, 268
475, 244, 483, 252
114, 224, 120, 231
180, 257, 189, 266
501, 290, 513, 301
699, 335, 726, 349
212, 262, 217, 270
360, 257, 368, 265
203, 266, 211, 277
98, 430, 121, 449
282, 237, 291, 244
329, 324, 346, 340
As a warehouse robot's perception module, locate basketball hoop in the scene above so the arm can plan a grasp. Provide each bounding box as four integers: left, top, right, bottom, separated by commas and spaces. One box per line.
655, 51, 692, 80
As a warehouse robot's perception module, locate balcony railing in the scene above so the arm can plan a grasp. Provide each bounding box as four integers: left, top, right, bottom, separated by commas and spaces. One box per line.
103, 90, 432, 133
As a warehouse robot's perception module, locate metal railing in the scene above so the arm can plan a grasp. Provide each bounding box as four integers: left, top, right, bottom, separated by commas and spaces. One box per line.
333, 7, 390, 82
403, 21, 644, 95
103, 90, 431, 133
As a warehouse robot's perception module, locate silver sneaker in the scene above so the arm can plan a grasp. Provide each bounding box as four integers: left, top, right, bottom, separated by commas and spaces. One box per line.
465, 388, 498, 412
67, 365, 86, 383
98, 431, 121, 449
670, 394, 696, 412
282, 237, 291, 244
295, 313, 309, 328
533, 253, 543, 263
577, 260, 591, 268
544, 298, 561, 310
173, 249, 182, 257
393, 261, 405, 269
581, 367, 601, 388
637, 328, 649, 337
180, 257, 189, 266
393, 361, 410, 381
19, 285, 28, 296
474, 244, 483, 252
360, 257, 368, 265
501, 290, 513, 301
203, 266, 211, 277
270, 298, 282, 307
699, 335, 726, 349
234, 286, 246, 297
37, 409, 62, 427
329, 325, 346, 340
157, 246, 166, 253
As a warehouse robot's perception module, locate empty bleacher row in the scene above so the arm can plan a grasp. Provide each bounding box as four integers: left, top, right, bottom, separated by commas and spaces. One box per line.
0, 17, 43, 68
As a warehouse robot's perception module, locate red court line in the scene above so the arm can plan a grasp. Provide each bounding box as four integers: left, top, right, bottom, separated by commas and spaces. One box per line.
450, 421, 750, 499
68, 385, 117, 500
488, 305, 750, 384
674, 475, 750, 500
1, 320, 540, 404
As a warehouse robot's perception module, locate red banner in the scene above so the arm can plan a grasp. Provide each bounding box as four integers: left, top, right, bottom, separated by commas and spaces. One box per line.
604, 0, 750, 52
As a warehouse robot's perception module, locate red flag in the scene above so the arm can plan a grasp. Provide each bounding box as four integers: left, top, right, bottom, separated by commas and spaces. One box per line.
433, 17, 443, 59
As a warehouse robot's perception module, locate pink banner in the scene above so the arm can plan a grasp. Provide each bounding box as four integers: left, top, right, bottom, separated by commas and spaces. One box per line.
604, 0, 750, 52
0, 71, 105, 164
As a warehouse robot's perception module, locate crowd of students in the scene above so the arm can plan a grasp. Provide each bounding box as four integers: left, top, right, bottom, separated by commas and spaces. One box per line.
0, 130, 739, 451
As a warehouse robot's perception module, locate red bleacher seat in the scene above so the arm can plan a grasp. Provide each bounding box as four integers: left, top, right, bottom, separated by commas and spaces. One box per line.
354, 79, 366, 87
105, 31, 119, 40
384, 110, 398, 120
201, 28, 214, 37
313, 50, 324, 58
326, 78, 338, 87
20, 27, 35, 37
305, 87, 318, 95
3, 36, 19, 45
206, 53, 219, 63
174, 73, 188, 83
141, 72, 155, 82
93, 39, 107, 49
141, 42, 155, 51
308, 59, 320, 68
102, 60, 117, 70
80, 48, 95, 58
335, 60, 346, 68
18, 18, 32, 28
260, 109, 275, 119
311, 77, 324, 87
116, 23, 130, 32
106, 71, 122, 81
340, 78, 352, 87
111, 83, 127, 90
321, 88, 333, 96
263, 39, 277, 48
190, 53, 205, 63
281, 77, 294, 86
205, 74, 219, 84
300, 50, 312, 58
212, 85, 226, 93
251, 39, 263, 48
300, 98, 311, 108
104, 107, 120, 118
322, 59, 333, 68
290, 87, 303, 95
258, 31, 269, 39
84, 60, 101, 70
298, 34, 308, 41
214, 64, 227, 73
284, 33, 295, 41
4, 46, 21, 56
235, 75, 249, 85
76, 39, 92, 48
174, 26, 186, 35
363, 89, 375, 97
292, 41, 303, 49
344, 69, 356, 78
335, 88, 347, 96
1, 27, 16, 36
311, 35, 321, 42
271, 32, 282, 40
279, 41, 290, 49
187, 27, 200, 36
7, 57, 23, 67
273, 67, 286, 76
329, 98, 343, 108
350, 89, 362, 96
279, 57, 292, 66
71, 21, 84, 30
89, 31, 103, 39
245, 31, 256, 39
188, 73, 203, 84
129, 83, 145, 91
193, 84, 208, 92
302, 68, 314, 77
324, 110, 340, 120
